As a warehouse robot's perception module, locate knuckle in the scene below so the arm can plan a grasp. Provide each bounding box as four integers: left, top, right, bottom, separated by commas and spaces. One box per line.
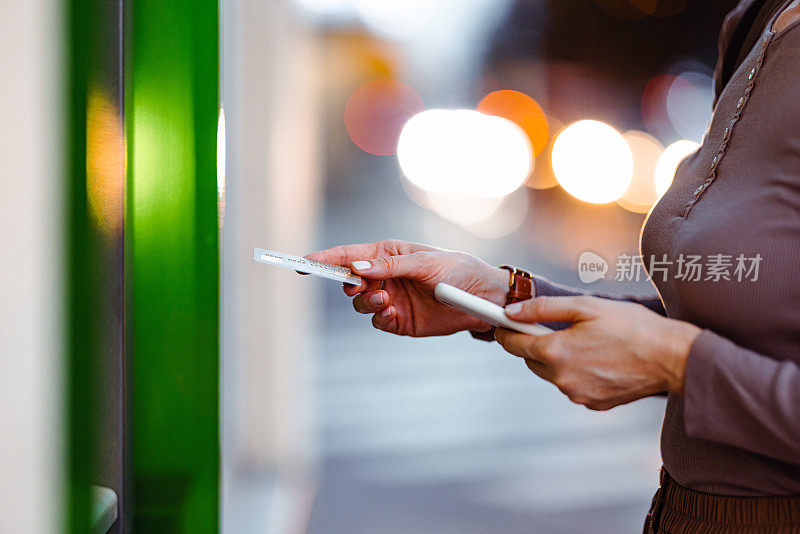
384, 239, 401, 251
576, 295, 597, 310
538, 337, 562, 364
379, 256, 395, 272
410, 251, 439, 279
531, 298, 549, 316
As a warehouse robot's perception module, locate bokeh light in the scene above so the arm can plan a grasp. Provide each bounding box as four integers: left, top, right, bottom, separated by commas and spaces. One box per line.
397, 109, 533, 198
551, 120, 633, 204
655, 140, 699, 196
477, 90, 549, 157
463, 186, 530, 239
526, 115, 563, 190
666, 71, 713, 142
617, 130, 664, 213
355, 0, 435, 41
642, 73, 677, 141
643, 60, 713, 142
400, 170, 514, 231
424, 192, 505, 226
86, 88, 125, 234
345, 79, 425, 156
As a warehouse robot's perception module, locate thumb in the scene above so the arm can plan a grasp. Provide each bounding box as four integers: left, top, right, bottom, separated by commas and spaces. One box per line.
350, 253, 433, 281
505, 296, 595, 324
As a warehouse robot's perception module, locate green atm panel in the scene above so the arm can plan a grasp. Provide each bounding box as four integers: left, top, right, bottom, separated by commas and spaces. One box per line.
126, 0, 220, 531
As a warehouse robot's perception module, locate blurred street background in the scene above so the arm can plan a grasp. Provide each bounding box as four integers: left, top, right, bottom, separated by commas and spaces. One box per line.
244, 1, 737, 532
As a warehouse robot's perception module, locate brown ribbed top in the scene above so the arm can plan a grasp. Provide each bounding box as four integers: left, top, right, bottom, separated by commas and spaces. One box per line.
642, 0, 800, 496
534, 0, 800, 496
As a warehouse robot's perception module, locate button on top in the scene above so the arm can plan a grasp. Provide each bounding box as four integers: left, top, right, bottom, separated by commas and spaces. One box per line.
737, 97, 746, 110
748, 68, 756, 80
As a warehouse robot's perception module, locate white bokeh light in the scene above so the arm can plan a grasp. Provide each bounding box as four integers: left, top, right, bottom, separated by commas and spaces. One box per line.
666, 72, 714, 142
551, 120, 633, 204
655, 140, 700, 196
397, 109, 533, 199
424, 192, 504, 226
617, 130, 663, 213
464, 186, 530, 239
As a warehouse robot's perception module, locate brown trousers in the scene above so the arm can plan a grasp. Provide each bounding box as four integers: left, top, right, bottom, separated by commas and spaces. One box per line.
644, 469, 800, 533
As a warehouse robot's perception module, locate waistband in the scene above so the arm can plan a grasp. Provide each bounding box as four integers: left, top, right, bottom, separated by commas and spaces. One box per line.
654, 470, 800, 531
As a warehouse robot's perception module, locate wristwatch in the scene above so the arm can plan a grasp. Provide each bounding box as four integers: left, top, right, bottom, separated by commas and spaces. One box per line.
470, 265, 534, 341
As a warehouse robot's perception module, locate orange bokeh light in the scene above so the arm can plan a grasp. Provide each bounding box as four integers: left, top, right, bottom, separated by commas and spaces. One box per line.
477, 90, 549, 157
345, 79, 425, 156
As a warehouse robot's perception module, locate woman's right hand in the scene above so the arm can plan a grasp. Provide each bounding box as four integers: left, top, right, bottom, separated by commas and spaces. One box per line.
305, 240, 511, 337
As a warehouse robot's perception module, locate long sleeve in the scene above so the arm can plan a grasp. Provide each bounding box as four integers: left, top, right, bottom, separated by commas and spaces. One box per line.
533, 275, 667, 330
683, 330, 800, 465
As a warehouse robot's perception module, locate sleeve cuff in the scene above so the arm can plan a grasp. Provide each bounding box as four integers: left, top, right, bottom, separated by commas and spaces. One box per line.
533, 276, 586, 298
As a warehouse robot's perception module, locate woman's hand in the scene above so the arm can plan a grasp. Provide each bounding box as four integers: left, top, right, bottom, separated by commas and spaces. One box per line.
495, 296, 701, 411
305, 240, 509, 337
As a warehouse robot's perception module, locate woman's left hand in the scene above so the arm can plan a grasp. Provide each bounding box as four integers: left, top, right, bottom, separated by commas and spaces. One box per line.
495, 296, 702, 411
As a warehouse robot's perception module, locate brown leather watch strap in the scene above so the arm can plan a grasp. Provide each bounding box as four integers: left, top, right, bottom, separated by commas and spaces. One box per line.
501, 265, 534, 305
470, 265, 534, 341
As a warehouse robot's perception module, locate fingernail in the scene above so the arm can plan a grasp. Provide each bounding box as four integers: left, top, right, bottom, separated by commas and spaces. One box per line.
381, 307, 392, 318
506, 302, 523, 314
371, 293, 384, 306
352, 260, 372, 271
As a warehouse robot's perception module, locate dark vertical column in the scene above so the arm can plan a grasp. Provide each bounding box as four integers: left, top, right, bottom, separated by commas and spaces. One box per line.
66, 0, 127, 532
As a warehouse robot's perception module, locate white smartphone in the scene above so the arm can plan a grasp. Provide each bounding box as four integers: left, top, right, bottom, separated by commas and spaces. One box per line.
434, 283, 553, 336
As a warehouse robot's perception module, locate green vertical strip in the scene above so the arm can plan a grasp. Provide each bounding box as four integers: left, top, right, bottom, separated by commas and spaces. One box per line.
126, 0, 220, 532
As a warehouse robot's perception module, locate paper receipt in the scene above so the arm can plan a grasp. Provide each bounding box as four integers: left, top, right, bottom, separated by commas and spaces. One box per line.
252, 248, 363, 286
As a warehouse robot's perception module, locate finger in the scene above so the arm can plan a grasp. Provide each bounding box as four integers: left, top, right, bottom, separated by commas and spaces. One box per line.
349, 253, 435, 282
371, 306, 398, 333
495, 328, 550, 362
304, 243, 382, 267
343, 278, 383, 296
352, 290, 390, 314
305, 240, 433, 267
504, 296, 596, 325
